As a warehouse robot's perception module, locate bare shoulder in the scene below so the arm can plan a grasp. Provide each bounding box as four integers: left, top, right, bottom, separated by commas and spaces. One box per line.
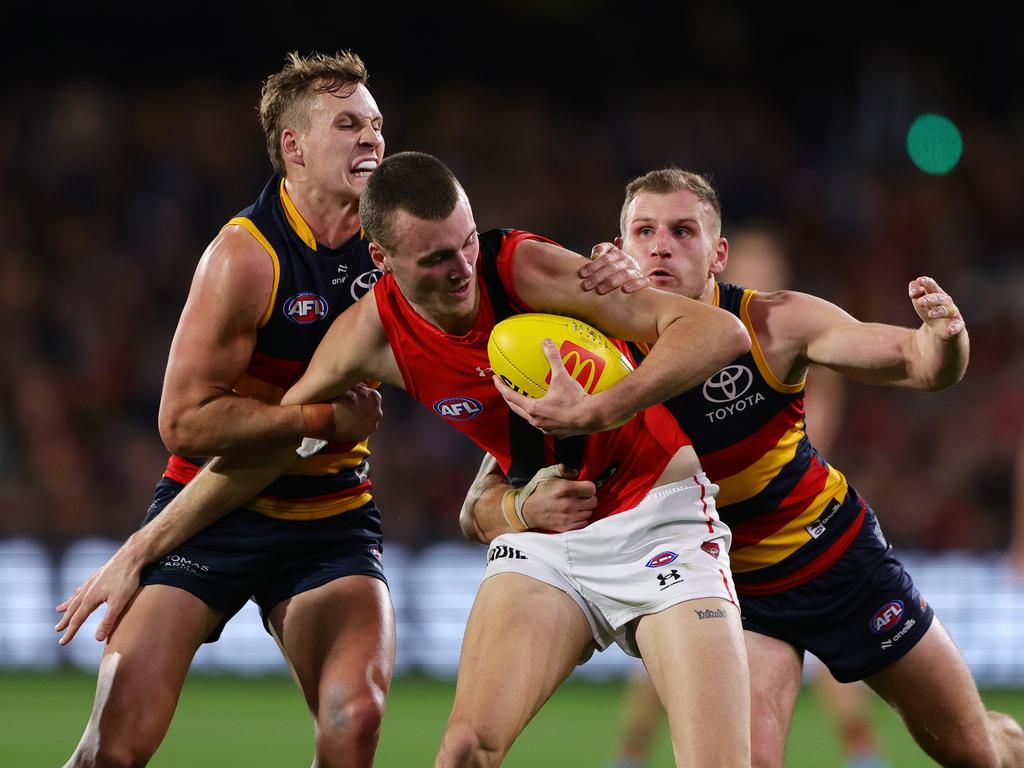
747, 289, 853, 336
198, 224, 276, 290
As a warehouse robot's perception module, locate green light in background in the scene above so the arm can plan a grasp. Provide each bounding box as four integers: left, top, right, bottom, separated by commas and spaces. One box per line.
907, 113, 963, 175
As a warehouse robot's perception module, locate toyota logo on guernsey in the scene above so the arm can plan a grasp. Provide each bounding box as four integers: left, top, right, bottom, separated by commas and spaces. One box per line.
645, 551, 678, 568
284, 292, 328, 324
870, 600, 904, 634
350, 269, 382, 300
434, 397, 483, 421
703, 364, 765, 423
703, 365, 754, 403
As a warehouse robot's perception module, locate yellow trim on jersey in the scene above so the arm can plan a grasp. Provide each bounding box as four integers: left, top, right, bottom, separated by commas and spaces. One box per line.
730, 466, 849, 572
245, 491, 373, 520
715, 424, 804, 507
740, 289, 804, 395
279, 179, 318, 251
225, 216, 281, 329
286, 441, 371, 476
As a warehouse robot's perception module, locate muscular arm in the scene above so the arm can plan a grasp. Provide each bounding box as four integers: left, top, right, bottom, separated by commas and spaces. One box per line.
158, 226, 309, 455
56, 294, 394, 644
500, 239, 750, 433
755, 276, 968, 391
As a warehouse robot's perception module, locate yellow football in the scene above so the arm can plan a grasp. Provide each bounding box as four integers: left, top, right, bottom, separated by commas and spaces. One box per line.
487, 313, 635, 401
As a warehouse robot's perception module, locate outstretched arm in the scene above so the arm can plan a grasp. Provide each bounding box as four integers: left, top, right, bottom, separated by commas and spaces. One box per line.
765, 276, 968, 390
56, 295, 394, 645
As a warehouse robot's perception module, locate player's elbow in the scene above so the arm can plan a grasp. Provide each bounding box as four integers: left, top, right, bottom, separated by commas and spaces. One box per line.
720, 313, 751, 360
158, 407, 208, 456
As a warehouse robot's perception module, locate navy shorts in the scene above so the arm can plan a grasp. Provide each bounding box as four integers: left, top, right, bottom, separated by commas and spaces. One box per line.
139, 478, 387, 642
739, 506, 934, 682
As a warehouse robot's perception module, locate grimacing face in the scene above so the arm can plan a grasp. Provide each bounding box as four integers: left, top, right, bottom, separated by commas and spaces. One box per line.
618, 189, 727, 302
287, 83, 384, 200
371, 191, 481, 334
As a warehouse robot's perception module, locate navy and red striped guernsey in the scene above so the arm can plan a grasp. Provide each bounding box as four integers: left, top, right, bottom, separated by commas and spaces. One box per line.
162, 177, 381, 520
655, 282, 863, 595
373, 228, 688, 524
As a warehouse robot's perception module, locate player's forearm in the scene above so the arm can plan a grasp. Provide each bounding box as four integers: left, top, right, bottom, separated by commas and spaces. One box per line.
906, 324, 969, 391
133, 445, 299, 567
159, 396, 313, 457
591, 309, 750, 426
459, 454, 514, 544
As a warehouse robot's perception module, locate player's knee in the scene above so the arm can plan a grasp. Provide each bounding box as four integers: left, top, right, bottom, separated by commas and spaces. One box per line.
314, 687, 386, 762
987, 710, 1024, 768
749, 702, 786, 768
439, 720, 506, 768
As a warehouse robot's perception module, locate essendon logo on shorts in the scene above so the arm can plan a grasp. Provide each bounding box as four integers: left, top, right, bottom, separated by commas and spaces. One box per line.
701, 541, 720, 559
646, 551, 678, 568
284, 292, 329, 324
870, 600, 904, 634
546, 341, 606, 393
433, 397, 483, 421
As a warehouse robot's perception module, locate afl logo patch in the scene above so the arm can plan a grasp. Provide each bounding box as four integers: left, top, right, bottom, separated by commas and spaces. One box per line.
433, 397, 483, 421
284, 293, 329, 325
870, 600, 904, 634
646, 551, 678, 568
701, 541, 721, 559
703, 365, 754, 403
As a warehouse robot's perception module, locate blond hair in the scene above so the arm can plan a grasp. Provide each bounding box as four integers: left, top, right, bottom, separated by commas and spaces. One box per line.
620, 168, 722, 236
258, 51, 368, 176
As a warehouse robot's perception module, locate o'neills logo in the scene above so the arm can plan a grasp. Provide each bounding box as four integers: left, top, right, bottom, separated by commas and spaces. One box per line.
546, 340, 606, 393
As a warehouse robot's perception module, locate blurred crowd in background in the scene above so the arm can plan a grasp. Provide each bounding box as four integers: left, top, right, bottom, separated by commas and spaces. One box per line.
0, 7, 1021, 557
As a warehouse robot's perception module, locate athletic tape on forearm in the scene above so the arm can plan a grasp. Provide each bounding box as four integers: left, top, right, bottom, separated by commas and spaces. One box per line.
502, 489, 529, 532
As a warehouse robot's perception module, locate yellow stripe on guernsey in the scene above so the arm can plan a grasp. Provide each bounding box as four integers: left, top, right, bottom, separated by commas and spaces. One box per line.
739, 289, 804, 395
730, 466, 849, 572
715, 426, 803, 507
224, 217, 281, 328
247, 489, 374, 521
279, 179, 318, 250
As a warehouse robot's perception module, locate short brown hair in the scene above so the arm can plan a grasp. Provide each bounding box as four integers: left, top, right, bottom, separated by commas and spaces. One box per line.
258, 51, 368, 176
620, 168, 722, 236
359, 152, 462, 251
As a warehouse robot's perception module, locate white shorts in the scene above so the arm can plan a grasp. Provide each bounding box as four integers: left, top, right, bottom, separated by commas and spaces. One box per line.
483, 473, 735, 657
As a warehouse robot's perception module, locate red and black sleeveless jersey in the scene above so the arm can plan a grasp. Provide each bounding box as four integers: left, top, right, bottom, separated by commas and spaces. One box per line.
656, 282, 864, 595
373, 229, 686, 524
163, 177, 380, 520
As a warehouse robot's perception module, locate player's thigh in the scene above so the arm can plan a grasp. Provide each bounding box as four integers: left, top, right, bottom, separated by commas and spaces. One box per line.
745, 629, 803, 768
88, 585, 222, 740
866, 617, 998, 764
448, 573, 593, 738
269, 574, 395, 711
635, 597, 750, 763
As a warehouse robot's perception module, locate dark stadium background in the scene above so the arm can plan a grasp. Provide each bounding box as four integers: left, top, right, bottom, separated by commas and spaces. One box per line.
1, 5, 1022, 766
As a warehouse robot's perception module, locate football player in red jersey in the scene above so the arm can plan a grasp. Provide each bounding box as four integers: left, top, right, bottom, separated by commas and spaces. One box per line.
467, 168, 1022, 768
85, 150, 753, 767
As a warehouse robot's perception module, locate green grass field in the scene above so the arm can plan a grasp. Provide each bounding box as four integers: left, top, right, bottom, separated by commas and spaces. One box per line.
3, 671, 1022, 766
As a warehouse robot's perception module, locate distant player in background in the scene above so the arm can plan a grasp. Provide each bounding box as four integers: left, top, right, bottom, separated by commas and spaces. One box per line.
606, 225, 888, 768
463, 168, 1024, 767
